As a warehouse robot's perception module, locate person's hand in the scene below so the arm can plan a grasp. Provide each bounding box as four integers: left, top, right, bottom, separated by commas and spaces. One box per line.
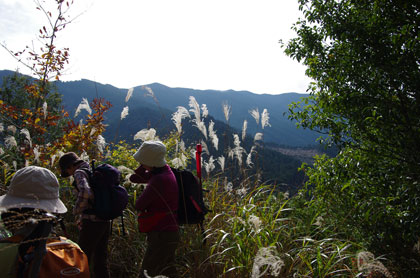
129, 172, 143, 183
134, 165, 147, 174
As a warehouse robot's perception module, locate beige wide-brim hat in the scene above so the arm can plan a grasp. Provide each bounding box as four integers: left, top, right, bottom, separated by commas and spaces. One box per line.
133, 140, 167, 168
0, 166, 67, 214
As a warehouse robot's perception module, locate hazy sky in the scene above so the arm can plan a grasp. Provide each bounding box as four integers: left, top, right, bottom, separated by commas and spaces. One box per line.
0, 0, 311, 95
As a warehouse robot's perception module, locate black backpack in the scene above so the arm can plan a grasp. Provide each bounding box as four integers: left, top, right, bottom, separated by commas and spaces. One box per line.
80, 161, 129, 221
171, 168, 208, 225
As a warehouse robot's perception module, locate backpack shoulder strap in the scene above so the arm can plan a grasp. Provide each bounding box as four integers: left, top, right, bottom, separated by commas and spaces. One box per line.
17, 221, 53, 278
75, 167, 91, 179
73, 167, 91, 191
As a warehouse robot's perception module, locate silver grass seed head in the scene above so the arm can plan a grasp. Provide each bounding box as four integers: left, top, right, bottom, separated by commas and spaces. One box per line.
254, 132, 263, 141
7, 125, 17, 134
125, 87, 134, 103
97, 135, 106, 154
5, 136, 17, 149
201, 103, 208, 118
251, 246, 284, 278
193, 119, 207, 139
242, 120, 248, 141
261, 108, 271, 129
249, 108, 260, 125
188, 96, 201, 122
171, 106, 190, 134
208, 120, 218, 150
74, 98, 91, 117
120, 106, 129, 120
222, 102, 231, 122
217, 156, 225, 172
42, 101, 48, 120
20, 128, 32, 148
134, 128, 157, 141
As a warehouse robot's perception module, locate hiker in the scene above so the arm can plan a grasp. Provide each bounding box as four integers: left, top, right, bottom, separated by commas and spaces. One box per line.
59, 152, 111, 278
0, 166, 68, 277
130, 140, 180, 278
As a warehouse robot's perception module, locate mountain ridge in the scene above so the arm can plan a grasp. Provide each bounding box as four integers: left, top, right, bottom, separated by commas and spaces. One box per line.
0, 69, 320, 147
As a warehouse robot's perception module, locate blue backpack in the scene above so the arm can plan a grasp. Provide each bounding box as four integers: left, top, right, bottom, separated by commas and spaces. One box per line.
81, 161, 129, 221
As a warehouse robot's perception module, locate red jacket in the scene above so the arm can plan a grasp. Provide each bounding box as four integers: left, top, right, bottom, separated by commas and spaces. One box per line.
130, 165, 179, 231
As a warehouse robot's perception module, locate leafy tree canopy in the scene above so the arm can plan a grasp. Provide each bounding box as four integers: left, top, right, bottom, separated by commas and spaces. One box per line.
285, 0, 420, 274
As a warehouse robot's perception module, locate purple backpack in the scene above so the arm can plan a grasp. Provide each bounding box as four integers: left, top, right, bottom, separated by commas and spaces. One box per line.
83, 162, 129, 220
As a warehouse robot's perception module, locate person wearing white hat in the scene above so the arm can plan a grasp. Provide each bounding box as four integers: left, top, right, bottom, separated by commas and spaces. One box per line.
0, 166, 67, 277
130, 141, 180, 278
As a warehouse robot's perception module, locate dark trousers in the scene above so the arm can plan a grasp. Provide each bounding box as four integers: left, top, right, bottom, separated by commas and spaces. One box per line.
79, 219, 111, 278
139, 230, 180, 278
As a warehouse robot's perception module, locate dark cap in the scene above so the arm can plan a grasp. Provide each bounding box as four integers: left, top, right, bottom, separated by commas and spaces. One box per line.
58, 152, 80, 177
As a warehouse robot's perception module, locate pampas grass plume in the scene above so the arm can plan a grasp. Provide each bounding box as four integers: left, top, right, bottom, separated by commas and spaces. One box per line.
189, 96, 201, 121
74, 98, 92, 117
20, 128, 32, 148
217, 156, 225, 172
193, 119, 207, 139
261, 108, 271, 129
222, 102, 231, 122
5, 136, 17, 149
249, 108, 260, 125
42, 101, 48, 120
97, 135, 106, 154
7, 125, 17, 134
125, 87, 134, 103
121, 106, 129, 120
134, 128, 157, 141
254, 132, 263, 141
142, 86, 155, 98
208, 120, 218, 150
33, 146, 40, 163
251, 246, 284, 278
201, 104, 208, 118
204, 156, 215, 174
51, 154, 56, 167
357, 251, 393, 278
246, 145, 256, 167
89, 127, 97, 136
242, 120, 248, 141
80, 151, 89, 162
172, 106, 190, 134
248, 214, 262, 232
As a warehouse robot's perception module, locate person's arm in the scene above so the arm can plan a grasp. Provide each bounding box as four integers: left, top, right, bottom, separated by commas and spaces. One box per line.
73, 170, 93, 215
135, 176, 159, 211
129, 166, 151, 183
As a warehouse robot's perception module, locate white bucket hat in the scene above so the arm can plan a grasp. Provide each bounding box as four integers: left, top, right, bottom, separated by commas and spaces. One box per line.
133, 141, 167, 168
0, 166, 67, 214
